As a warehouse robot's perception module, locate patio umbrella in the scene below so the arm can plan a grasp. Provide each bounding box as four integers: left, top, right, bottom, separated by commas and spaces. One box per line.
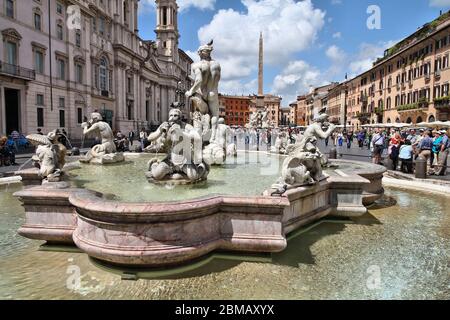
416, 121, 450, 128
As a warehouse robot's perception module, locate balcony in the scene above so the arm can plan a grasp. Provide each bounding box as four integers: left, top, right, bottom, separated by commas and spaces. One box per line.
434, 96, 450, 109
397, 100, 429, 112
356, 112, 371, 121
0, 61, 35, 81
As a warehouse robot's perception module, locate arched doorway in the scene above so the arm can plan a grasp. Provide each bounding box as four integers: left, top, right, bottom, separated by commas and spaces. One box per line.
428, 115, 436, 123
395, 118, 400, 123
416, 116, 423, 124
406, 117, 412, 124
387, 118, 392, 123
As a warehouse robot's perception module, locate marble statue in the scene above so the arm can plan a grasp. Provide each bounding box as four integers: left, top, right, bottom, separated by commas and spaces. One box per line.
146, 108, 210, 184
185, 40, 221, 144
203, 117, 237, 165
145, 125, 170, 154
27, 130, 66, 182
270, 130, 290, 154
186, 40, 221, 119
265, 109, 336, 196
80, 112, 124, 165
247, 107, 271, 129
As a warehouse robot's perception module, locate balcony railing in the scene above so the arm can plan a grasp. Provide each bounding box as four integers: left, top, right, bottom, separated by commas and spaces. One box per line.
397, 101, 429, 112
0, 61, 35, 80
434, 96, 450, 109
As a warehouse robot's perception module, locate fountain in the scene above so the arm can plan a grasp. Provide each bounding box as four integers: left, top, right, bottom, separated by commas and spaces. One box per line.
13, 41, 387, 269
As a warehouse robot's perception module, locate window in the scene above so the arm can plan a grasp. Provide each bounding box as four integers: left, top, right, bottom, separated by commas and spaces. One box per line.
36, 94, 44, 106
37, 108, 44, 127
59, 110, 65, 127
127, 101, 134, 120
34, 13, 41, 31
59, 97, 65, 108
75, 63, 83, 84
75, 31, 81, 47
92, 17, 97, 32
99, 57, 108, 91
77, 108, 83, 124
442, 83, 449, 97
56, 2, 63, 15
443, 55, 449, 69
6, 41, 17, 65
127, 76, 132, 93
6, 0, 14, 18
99, 17, 105, 35
34, 50, 44, 74
57, 58, 65, 80
57, 24, 63, 40
434, 85, 441, 98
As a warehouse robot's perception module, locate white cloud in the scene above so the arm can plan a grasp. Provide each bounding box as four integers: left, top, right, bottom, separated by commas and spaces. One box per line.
331, 0, 342, 5
348, 40, 397, 77
197, 0, 326, 83
326, 45, 346, 63
271, 60, 325, 103
429, 0, 450, 7
332, 32, 342, 39
220, 79, 258, 96
140, 0, 216, 12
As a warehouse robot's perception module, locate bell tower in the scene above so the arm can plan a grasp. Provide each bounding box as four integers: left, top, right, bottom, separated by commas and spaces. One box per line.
155, 0, 179, 58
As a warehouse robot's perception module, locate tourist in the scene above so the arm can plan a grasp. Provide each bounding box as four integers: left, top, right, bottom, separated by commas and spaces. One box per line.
0, 136, 17, 166
10, 129, 20, 151
346, 130, 353, 149
431, 130, 443, 170
417, 130, 433, 167
139, 128, 148, 150
337, 131, 344, 147
357, 130, 365, 149
406, 129, 417, 145
413, 129, 425, 159
399, 140, 414, 173
433, 129, 450, 176
388, 133, 401, 171
128, 131, 136, 147
371, 129, 385, 165
366, 130, 373, 150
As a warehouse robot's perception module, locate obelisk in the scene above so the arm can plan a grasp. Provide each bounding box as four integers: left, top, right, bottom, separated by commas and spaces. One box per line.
257, 32, 265, 108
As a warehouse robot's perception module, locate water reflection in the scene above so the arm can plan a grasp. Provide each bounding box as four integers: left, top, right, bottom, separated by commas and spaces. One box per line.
1, 185, 449, 299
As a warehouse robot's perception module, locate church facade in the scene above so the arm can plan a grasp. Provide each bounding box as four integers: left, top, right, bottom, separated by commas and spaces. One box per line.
0, 0, 192, 139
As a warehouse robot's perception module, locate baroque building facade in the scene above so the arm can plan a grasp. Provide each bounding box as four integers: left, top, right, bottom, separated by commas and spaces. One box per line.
0, 0, 192, 139
295, 11, 450, 130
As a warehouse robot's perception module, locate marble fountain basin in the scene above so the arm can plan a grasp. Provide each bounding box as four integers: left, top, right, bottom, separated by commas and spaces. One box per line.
14, 152, 386, 268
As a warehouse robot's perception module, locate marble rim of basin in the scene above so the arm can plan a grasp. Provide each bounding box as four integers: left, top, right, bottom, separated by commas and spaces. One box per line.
14, 157, 385, 268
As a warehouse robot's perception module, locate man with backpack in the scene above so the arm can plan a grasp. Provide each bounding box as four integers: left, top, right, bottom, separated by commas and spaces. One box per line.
371, 129, 385, 165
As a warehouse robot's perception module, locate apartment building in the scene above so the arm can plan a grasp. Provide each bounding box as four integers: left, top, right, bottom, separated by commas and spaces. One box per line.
0, 0, 192, 138
218, 94, 252, 126
326, 83, 346, 125
295, 95, 307, 126
347, 11, 450, 129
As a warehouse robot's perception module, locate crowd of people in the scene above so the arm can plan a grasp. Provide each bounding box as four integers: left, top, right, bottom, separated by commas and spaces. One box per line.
329, 127, 450, 176
3, 124, 449, 177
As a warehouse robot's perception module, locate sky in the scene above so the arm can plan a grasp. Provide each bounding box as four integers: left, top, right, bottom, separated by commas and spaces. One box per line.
138, 0, 450, 106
